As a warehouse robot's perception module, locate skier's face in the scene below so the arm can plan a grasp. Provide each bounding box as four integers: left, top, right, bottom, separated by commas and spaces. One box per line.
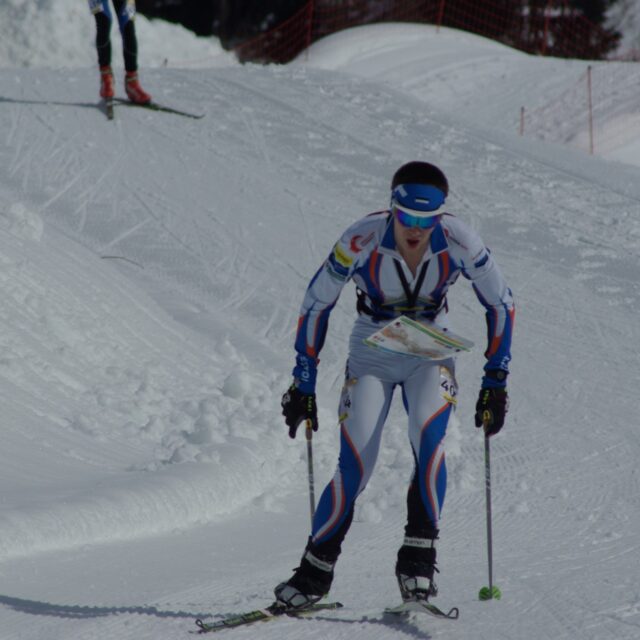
393, 213, 435, 256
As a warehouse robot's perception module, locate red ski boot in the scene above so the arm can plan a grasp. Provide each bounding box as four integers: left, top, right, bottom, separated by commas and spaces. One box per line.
99, 66, 115, 99
125, 71, 151, 105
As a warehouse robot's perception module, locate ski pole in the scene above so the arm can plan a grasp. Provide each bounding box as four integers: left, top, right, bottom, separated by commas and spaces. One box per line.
305, 419, 316, 529
484, 433, 494, 595
479, 420, 501, 600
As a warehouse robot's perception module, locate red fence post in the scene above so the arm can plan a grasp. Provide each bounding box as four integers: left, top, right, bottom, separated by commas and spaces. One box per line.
306, 0, 315, 55
437, 0, 446, 32
541, 1, 552, 56
587, 65, 594, 155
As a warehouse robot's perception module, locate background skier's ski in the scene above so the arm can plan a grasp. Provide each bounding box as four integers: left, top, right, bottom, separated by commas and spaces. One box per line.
103, 98, 114, 120
113, 97, 204, 119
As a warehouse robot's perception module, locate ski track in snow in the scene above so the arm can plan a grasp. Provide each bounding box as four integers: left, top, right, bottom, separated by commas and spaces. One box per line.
1, 24, 640, 640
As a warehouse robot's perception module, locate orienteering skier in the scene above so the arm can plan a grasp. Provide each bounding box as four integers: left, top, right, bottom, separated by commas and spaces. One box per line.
88, 0, 151, 104
275, 161, 515, 609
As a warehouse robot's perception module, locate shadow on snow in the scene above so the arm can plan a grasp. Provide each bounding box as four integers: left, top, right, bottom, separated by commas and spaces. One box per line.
0, 594, 205, 620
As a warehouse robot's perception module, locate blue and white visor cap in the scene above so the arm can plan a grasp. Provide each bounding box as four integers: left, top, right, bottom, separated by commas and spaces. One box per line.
391, 183, 446, 218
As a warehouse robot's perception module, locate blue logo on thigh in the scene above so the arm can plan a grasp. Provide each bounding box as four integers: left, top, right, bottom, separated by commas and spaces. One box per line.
418, 404, 451, 527
312, 427, 363, 544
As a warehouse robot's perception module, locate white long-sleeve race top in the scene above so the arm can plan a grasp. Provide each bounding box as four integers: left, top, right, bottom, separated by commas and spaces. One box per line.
293, 210, 514, 391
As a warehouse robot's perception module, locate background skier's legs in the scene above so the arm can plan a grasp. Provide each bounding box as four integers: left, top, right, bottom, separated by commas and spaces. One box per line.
112, 0, 138, 72
89, 0, 113, 68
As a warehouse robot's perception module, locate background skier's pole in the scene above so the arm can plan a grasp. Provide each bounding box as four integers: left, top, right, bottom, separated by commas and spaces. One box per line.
305, 420, 316, 529
479, 426, 502, 600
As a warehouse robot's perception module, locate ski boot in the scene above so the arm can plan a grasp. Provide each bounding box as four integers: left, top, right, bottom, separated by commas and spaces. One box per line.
124, 71, 151, 104
274, 540, 335, 610
395, 536, 439, 602
99, 65, 115, 100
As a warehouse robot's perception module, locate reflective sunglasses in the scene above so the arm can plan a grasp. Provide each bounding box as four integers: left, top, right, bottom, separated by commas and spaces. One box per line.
393, 206, 440, 229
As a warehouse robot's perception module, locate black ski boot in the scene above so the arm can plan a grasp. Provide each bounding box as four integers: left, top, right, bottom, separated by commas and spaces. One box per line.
395, 536, 438, 602
274, 540, 335, 610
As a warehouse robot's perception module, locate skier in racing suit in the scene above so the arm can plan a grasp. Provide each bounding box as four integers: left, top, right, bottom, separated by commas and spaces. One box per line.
275, 161, 515, 609
88, 0, 151, 104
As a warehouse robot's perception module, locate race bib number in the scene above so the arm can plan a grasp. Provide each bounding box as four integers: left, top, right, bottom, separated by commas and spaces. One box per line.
439, 365, 458, 406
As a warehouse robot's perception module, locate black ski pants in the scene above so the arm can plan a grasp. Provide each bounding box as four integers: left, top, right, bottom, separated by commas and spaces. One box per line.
90, 0, 138, 72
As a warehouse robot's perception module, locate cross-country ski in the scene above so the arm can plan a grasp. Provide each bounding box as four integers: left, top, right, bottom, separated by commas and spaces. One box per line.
194, 601, 343, 634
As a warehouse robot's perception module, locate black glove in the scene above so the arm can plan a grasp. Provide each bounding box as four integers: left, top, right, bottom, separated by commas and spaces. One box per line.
475, 387, 509, 436
281, 384, 318, 439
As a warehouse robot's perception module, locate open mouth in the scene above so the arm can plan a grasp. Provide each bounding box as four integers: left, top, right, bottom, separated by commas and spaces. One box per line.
407, 239, 420, 248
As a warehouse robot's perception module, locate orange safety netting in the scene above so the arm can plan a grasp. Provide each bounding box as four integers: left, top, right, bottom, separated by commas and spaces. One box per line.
234, 0, 620, 64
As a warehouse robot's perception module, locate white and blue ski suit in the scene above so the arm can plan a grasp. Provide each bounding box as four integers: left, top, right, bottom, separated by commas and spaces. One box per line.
292, 210, 514, 557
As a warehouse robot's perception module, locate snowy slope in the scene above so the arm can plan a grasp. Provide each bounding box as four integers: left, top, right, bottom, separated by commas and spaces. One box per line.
1, 16, 640, 640
301, 23, 640, 166
608, 0, 640, 55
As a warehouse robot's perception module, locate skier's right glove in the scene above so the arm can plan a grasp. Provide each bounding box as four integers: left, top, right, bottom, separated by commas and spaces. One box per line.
281, 384, 318, 439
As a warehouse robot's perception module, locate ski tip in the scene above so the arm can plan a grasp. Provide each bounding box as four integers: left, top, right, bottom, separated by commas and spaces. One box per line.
385, 600, 459, 619
103, 99, 114, 120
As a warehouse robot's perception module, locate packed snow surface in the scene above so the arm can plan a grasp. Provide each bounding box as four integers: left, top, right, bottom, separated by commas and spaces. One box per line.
1, 5, 640, 640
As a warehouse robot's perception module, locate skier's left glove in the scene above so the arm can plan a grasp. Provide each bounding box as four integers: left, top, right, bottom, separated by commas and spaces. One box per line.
474, 370, 509, 436
475, 388, 508, 436
281, 384, 318, 439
